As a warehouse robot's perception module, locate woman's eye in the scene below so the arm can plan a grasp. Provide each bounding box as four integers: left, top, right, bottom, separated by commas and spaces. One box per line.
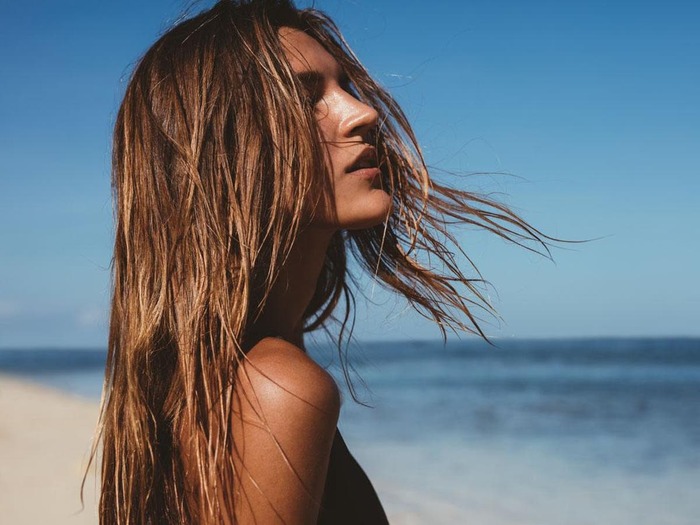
305, 90, 322, 107
299, 75, 324, 108
340, 75, 360, 100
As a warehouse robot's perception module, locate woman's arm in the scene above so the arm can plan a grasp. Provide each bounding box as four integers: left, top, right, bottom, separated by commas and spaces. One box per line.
232, 337, 340, 524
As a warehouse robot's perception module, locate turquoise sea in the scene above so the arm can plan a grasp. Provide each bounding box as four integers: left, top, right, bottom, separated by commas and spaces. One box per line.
2, 337, 699, 524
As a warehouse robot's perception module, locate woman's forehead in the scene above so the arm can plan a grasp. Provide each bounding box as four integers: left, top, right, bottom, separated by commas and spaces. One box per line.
278, 27, 342, 78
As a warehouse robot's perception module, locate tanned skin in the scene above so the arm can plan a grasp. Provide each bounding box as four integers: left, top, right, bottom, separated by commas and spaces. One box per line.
231, 27, 386, 524
233, 230, 337, 524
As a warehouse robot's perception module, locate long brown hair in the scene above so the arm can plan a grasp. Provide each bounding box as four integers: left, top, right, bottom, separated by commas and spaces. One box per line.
87, 0, 553, 523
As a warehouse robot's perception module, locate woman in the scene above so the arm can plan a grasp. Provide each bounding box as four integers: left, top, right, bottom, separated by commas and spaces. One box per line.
88, 0, 550, 523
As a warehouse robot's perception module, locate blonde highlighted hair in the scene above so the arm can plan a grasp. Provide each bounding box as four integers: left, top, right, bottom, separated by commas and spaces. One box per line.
88, 0, 552, 522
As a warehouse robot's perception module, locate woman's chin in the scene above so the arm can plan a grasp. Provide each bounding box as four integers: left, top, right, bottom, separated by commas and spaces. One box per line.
339, 191, 393, 230
305, 189, 393, 230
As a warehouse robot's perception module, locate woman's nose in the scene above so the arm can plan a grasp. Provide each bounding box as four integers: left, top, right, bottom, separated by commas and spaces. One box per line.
342, 96, 379, 141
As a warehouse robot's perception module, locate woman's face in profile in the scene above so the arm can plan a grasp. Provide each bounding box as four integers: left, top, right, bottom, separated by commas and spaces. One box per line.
279, 27, 392, 230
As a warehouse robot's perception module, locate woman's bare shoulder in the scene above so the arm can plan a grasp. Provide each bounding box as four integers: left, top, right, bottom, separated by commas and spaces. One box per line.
236, 336, 340, 417
232, 336, 340, 523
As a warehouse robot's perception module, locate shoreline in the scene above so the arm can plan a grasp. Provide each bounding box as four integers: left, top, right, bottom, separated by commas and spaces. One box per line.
3, 371, 698, 525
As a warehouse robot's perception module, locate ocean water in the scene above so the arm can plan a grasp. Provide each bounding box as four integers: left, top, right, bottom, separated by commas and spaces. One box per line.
2, 337, 699, 524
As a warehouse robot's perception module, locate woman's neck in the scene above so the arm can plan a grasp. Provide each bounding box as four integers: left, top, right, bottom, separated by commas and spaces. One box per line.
249, 227, 335, 350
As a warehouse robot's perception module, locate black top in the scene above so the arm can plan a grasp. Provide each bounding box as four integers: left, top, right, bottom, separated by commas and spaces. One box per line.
317, 429, 389, 525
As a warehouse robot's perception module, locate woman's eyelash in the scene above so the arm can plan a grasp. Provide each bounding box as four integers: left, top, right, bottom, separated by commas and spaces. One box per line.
297, 72, 359, 107
296, 72, 324, 106
340, 74, 359, 98
304, 86, 323, 106
339, 75, 351, 89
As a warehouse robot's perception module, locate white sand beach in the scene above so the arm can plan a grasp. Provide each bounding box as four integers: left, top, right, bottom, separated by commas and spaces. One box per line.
0, 374, 100, 525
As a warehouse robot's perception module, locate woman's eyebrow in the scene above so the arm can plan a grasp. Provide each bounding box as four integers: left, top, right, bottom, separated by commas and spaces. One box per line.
296, 71, 324, 89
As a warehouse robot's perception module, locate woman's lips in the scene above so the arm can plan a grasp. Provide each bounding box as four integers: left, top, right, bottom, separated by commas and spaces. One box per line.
347, 166, 381, 181
346, 145, 378, 173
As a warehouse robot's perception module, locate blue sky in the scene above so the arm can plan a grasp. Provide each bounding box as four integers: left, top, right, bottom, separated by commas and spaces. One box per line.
1, 0, 698, 348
